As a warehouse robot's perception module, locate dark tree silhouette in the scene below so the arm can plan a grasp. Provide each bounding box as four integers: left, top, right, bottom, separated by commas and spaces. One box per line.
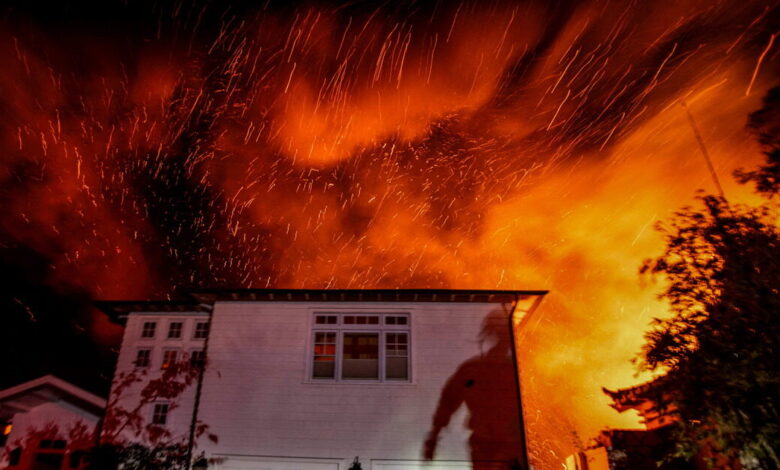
94, 356, 216, 470
638, 88, 780, 469
735, 86, 780, 198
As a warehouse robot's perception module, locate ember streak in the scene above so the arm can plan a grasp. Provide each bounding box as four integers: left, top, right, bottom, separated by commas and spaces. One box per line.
0, 1, 777, 468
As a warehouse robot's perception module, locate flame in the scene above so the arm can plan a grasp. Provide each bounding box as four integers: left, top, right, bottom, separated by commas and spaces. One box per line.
0, 1, 776, 467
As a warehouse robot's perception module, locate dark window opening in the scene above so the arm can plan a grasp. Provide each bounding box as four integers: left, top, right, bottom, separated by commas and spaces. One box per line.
141, 322, 156, 338
9, 447, 22, 466
152, 403, 169, 425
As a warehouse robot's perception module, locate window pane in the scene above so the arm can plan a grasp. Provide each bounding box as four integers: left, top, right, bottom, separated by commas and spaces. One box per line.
194, 322, 209, 339
136, 349, 151, 367
342, 333, 378, 379
141, 322, 156, 338
313, 357, 335, 378
152, 403, 168, 425
168, 322, 183, 338
162, 350, 177, 369
313, 331, 336, 379
386, 357, 408, 380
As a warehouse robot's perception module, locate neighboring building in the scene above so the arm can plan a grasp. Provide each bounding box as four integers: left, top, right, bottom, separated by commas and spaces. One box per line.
566, 378, 740, 470
100, 289, 547, 470
0, 375, 105, 470
564, 378, 687, 470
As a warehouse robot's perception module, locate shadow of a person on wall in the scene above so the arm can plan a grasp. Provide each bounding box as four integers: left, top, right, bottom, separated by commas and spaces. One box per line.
423, 309, 525, 470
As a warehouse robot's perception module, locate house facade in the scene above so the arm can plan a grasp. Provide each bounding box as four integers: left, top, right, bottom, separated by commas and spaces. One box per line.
0, 375, 105, 470
102, 289, 547, 470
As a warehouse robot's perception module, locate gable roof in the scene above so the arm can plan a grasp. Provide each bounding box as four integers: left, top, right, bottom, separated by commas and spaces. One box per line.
0, 375, 106, 420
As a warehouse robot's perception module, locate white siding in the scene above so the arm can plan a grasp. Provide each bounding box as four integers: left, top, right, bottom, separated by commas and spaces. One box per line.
110, 312, 209, 443
197, 301, 521, 469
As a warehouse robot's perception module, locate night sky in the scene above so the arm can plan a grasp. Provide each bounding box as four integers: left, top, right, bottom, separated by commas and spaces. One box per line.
1, 0, 777, 465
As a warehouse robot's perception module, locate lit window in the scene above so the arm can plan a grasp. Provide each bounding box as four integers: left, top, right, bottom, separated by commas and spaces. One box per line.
312, 332, 336, 378
161, 350, 178, 369
193, 322, 209, 339
3, 423, 11, 436
152, 403, 169, 425
141, 322, 156, 338
135, 349, 151, 368
190, 350, 206, 368
311, 312, 410, 382
167, 322, 183, 339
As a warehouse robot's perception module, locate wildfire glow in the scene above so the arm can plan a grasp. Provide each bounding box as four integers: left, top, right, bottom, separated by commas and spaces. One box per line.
0, 1, 776, 468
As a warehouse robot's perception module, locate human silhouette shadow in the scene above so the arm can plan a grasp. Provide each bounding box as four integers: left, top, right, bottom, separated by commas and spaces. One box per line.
424, 309, 525, 470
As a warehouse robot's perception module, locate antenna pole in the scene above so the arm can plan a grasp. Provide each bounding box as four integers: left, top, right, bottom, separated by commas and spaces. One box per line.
681, 100, 726, 198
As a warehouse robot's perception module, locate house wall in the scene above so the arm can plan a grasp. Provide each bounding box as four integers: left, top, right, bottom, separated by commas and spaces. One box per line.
110, 312, 209, 444
196, 301, 524, 470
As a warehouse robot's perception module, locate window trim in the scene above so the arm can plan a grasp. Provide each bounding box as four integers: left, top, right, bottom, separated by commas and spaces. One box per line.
306, 310, 413, 384
160, 349, 179, 370
166, 321, 184, 340
134, 348, 152, 368
140, 321, 157, 339
150, 402, 169, 426
192, 321, 210, 340
188, 348, 206, 368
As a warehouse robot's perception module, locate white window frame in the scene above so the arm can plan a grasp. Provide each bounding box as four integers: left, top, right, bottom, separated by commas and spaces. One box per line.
134, 348, 152, 368
160, 349, 179, 370
308, 311, 412, 384
188, 348, 206, 368
192, 321, 209, 340
140, 321, 157, 339
166, 320, 184, 340
150, 402, 169, 426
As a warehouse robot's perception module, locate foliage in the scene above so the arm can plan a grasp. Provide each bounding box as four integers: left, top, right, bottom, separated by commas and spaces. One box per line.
638, 195, 780, 468
735, 86, 780, 198
94, 356, 216, 470
2, 421, 95, 468
102, 358, 200, 445
637, 86, 780, 469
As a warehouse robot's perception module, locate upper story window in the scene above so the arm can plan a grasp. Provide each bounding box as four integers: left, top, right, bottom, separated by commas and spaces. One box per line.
193, 321, 209, 339
141, 322, 156, 338
311, 312, 410, 382
135, 349, 151, 368
167, 322, 183, 339
151, 403, 169, 425
161, 350, 178, 369
190, 350, 206, 368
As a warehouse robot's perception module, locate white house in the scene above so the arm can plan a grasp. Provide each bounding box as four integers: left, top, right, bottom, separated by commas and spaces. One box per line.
100, 289, 547, 470
0, 375, 105, 470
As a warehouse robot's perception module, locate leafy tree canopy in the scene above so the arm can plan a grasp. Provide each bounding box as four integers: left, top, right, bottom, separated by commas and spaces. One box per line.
638, 87, 780, 469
